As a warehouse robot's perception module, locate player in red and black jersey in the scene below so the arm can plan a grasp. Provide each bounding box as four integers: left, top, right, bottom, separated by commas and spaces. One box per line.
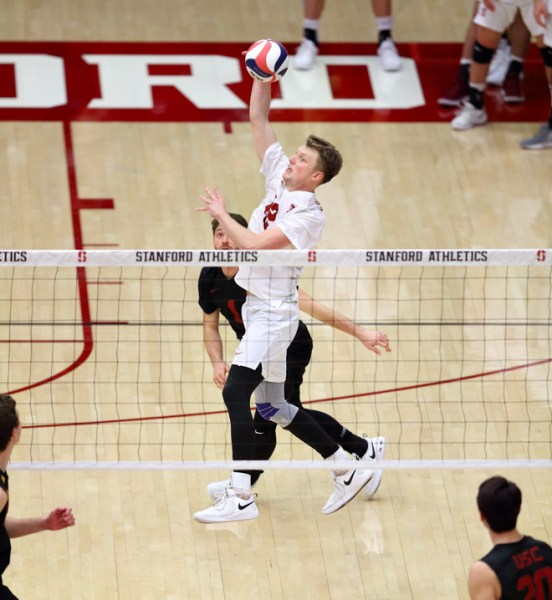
0, 395, 75, 599
198, 214, 390, 494
468, 475, 552, 600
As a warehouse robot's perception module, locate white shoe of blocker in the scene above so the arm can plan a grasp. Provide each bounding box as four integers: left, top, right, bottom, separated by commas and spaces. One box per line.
362, 436, 385, 498
322, 457, 374, 515
194, 488, 259, 524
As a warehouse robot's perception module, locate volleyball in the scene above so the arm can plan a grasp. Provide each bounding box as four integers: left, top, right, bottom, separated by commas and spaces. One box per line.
245, 39, 289, 83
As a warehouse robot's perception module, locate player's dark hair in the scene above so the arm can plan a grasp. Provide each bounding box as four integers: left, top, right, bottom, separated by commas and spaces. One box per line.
0, 395, 20, 452
306, 135, 343, 184
211, 213, 248, 233
477, 476, 522, 533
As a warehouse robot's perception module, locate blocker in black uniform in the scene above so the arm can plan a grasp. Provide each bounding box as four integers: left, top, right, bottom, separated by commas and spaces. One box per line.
198, 263, 372, 485
198, 213, 390, 510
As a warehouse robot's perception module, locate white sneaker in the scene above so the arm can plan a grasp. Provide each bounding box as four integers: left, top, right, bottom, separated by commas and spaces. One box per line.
207, 478, 231, 501
362, 436, 385, 499
207, 478, 258, 501
294, 38, 318, 71
486, 38, 511, 86
321, 457, 374, 515
194, 488, 259, 524
377, 38, 401, 72
451, 101, 488, 131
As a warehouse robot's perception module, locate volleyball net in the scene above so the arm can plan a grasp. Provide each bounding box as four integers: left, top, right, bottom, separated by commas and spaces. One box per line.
1, 249, 551, 470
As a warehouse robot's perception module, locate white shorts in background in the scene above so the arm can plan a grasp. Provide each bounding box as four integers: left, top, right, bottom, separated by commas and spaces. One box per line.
474, 1, 545, 37
232, 295, 299, 383
546, 1, 552, 47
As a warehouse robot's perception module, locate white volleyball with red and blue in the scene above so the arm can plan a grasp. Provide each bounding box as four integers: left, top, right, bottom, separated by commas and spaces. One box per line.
245, 39, 289, 83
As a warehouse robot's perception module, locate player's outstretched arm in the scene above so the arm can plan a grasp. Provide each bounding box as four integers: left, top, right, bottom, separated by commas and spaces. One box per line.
197, 186, 289, 250
298, 288, 391, 355
6, 507, 75, 539
249, 80, 277, 163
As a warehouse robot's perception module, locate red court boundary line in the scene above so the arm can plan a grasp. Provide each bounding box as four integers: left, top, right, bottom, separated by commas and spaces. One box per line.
23, 356, 552, 430
7, 121, 94, 395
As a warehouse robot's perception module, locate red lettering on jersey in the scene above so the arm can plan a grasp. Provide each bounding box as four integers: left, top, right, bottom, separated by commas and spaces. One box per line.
517, 566, 552, 600
263, 202, 279, 230
531, 547, 544, 563
513, 547, 544, 570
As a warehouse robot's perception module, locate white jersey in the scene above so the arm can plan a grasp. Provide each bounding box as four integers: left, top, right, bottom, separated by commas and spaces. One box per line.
235, 141, 325, 301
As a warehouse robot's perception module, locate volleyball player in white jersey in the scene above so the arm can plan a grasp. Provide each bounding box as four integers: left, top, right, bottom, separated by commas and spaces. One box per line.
193, 79, 382, 523
451, 0, 545, 131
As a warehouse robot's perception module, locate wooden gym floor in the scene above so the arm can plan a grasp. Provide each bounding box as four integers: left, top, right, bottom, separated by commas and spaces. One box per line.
0, 1, 551, 598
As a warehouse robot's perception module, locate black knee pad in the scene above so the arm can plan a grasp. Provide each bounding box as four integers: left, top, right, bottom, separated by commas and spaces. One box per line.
473, 41, 495, 65
540, 45, 552, 68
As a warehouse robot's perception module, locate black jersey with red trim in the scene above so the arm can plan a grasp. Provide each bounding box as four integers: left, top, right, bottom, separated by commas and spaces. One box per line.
480, 535, 552, 599
198, 266, 312, 365
0, 470, 11, 576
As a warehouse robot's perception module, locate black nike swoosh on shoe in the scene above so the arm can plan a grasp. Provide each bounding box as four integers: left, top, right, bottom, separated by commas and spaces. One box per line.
238, 501, 255, 510
366, 444, 376, 459
343, 470, 356, 486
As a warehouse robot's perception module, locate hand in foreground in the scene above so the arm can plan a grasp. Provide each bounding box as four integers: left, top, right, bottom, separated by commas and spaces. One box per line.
46, 507, 76, 530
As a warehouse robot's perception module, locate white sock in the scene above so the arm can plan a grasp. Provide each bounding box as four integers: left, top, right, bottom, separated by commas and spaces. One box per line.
326, 447, 351, 476
230, 472, 252, 497
375, 16, 393, 32
303, 18, 320, 31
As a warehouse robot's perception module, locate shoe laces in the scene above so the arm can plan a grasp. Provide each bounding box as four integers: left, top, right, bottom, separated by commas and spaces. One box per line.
218, 487, 257, 503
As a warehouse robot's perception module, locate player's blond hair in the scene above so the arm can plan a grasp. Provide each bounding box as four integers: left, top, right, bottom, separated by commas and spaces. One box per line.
306, 135, 343, 184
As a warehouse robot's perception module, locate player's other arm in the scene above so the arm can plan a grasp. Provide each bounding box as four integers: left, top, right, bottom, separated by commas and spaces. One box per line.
198, 187, 290, 250
249, 80, 277, 163
203, 310, 229, 390
467, 561, 500, 600
5, 507, 75, 538
298, 288, 391, 355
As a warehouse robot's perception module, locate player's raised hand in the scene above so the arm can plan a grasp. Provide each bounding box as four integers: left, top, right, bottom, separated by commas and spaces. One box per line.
197, 186, 226, 219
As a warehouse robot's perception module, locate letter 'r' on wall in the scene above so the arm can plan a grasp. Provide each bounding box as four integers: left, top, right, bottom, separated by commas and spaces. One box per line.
0, 54, 67, 108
